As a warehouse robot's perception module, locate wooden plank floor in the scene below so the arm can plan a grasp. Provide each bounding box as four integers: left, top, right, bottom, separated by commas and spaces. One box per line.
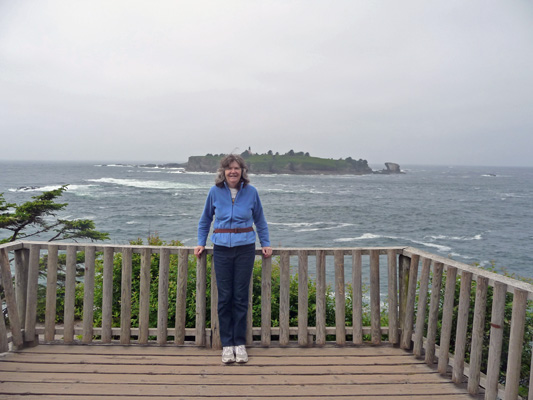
0, 344, 479, 399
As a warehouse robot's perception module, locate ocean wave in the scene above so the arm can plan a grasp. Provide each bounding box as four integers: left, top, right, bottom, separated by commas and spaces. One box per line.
8, 184, 97, 193
334, 233, 452, 253
87, 177, 199, 190
270, 221, 355, 232
426, 234, 482, 241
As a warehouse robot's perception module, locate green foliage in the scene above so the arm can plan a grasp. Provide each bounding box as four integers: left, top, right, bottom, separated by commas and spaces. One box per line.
0, 186, 109, 243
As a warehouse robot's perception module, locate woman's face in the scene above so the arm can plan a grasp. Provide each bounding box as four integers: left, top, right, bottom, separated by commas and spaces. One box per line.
224, 161, 242, 188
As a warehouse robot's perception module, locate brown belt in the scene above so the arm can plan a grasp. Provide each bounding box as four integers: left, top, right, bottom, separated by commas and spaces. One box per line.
214, 227, 254, 234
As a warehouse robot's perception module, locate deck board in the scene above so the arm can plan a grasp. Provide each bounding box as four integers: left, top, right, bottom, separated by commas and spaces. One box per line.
0, 344, 479, 399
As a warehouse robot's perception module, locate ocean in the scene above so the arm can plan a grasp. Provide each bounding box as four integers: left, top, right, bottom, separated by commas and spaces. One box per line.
1, 161, 532, 281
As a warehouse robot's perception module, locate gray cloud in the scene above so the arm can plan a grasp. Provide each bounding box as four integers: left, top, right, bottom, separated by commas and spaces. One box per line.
1, 1, 532, 166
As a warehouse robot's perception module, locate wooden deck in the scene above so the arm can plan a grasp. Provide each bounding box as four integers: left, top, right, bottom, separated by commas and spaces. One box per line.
0, 344, 480, 399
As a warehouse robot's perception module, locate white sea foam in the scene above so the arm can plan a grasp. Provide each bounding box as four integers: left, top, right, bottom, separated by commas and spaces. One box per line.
334, 233, 453, 253
270, 222, 354, 232
87, 177, 198, 190
426, 234, 482, 241
8, 184, 97, 193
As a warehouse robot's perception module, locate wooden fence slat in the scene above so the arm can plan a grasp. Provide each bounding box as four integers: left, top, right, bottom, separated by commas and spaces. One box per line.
63, 246, 77, 344
0, 292, 8, 352
195, 253, 206, 346
24, 244, 40, 344
467, 276, 488, 395
400, 254, 419, 349
398, 254, 410, 334
334, 250, 346, 345
316, 250, 326, 346
279, 250, 290, 346
352, 249, 363, 345
138, 248, 151, 344
157, 248, 169, 345
387, 249, 398, 345
101, 247, 114, 343
102, 247, 114, 343
504, 288, 528, 400
425, 261, 444, 365
44, 245, 58, 342
413, 257, 431, 357
82, 246, 96, 344
0, 249, 23, 347
452, 271, 472, 383
298, 250, 309, 346
260, 256, 272, 347
370, 250, 381, 345
14, 248, 29, 329
120, 248, 133, 344
438, 266, 457, 375
175, 249, 188, 345
485, 281, 507, 400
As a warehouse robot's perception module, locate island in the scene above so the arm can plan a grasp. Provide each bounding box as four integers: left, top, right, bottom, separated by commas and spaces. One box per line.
139, 149, 403, 175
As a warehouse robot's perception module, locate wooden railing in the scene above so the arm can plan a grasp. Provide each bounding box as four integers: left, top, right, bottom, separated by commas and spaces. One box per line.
0, 240, 532, 399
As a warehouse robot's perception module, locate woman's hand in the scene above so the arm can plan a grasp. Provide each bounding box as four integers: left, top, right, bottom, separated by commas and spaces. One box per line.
194, 246, 205, 258
262, 246, 273, 258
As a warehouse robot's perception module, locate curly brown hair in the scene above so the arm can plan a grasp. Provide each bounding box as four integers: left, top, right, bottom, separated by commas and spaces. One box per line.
215, 154, 250, 188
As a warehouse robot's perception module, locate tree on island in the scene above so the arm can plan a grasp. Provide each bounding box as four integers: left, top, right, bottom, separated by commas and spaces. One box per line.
0, 185, 109, 244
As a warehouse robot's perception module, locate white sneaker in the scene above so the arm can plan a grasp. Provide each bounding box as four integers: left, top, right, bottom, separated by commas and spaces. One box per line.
221, 346, 235, 364
235, 345, 248, 363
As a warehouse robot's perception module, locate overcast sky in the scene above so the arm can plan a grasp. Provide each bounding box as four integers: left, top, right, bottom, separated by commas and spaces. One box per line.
1, 1, 532, 167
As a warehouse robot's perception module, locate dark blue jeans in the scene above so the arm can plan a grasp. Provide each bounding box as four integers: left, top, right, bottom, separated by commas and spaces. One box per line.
213, 243, 256, 347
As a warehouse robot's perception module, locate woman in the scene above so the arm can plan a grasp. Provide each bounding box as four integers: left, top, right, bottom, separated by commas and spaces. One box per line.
195, 154, 272, 364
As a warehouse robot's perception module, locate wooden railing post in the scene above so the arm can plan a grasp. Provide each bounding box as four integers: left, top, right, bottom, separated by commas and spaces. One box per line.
63, 246, 77, 344
425, 261, 444, 364
386, 249, 398, 345
413, 257, 431, 357
157, 248, 170, 345
82, 246, 96, 344
101, 247, 114, 344
195, 252, 206, 346
175, 248, 188, 345
163, 249, 176, 343
138, 247, 151, 344
297, 250, 309, 346
452, 271, 473, 383
485, 281, 507, 400
44, 245, 58, 342
120, 247, 132, 344
352, 249, 363, 345
504, 288, 528, 400
14, 248, 29, 330
0, 248, 23, 349
24, 244, 40, 346
369, 249, 381, 345
400, 254, 419, 349
438, 266, 457, 375
315, 250, 326, 346
467, 276, 488, 395
260, 255, 272, 347
279, 250, 290, 346
398, 254, 410, 335
334, 250, 346, 345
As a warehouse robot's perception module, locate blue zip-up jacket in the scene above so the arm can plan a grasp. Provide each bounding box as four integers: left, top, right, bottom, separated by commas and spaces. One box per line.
197, 182, 271, 248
